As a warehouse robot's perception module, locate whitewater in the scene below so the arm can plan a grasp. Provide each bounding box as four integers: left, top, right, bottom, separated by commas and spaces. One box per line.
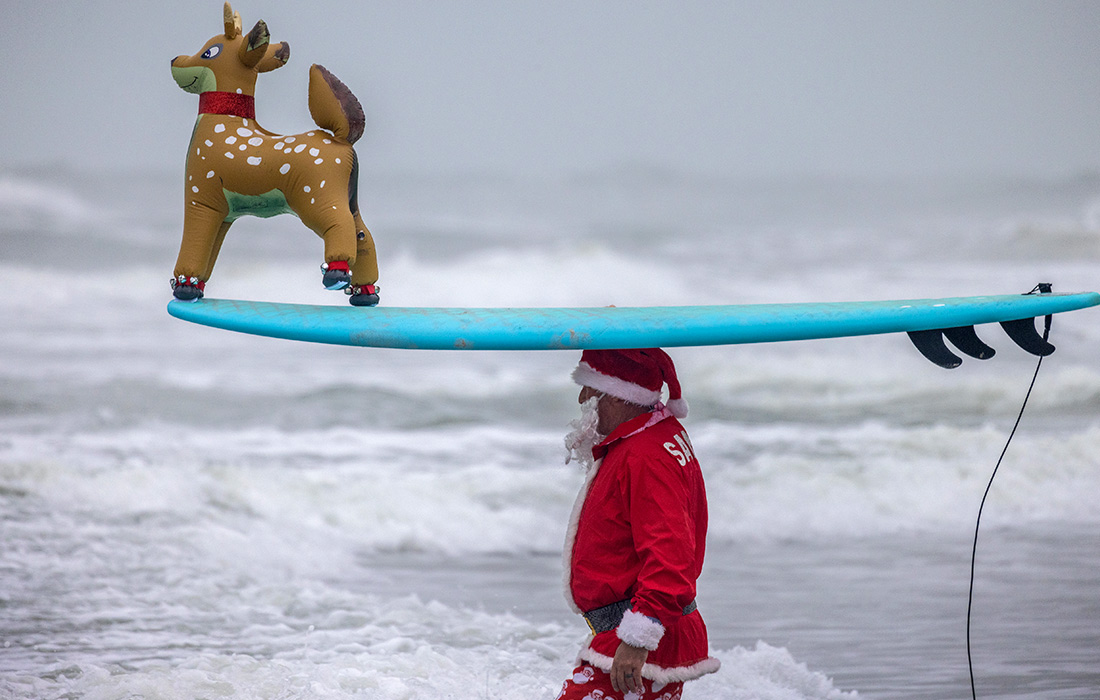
1, 167, 1098, 698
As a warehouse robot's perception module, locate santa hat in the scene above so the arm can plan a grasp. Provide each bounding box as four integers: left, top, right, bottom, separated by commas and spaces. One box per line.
572, 348, 689, 419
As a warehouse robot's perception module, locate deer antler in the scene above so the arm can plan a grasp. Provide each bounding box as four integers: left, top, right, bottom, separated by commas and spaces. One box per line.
224, 2, 242, 39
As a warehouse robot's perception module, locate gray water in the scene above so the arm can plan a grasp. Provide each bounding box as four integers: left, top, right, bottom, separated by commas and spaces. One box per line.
2, 167, 1099, 698
359, 527, 1100, 699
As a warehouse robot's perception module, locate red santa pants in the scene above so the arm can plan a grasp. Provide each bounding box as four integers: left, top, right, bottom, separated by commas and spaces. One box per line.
556, 663, 684, 700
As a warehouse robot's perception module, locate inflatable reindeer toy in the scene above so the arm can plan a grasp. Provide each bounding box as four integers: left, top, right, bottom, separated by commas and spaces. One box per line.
169, 2, 379, 306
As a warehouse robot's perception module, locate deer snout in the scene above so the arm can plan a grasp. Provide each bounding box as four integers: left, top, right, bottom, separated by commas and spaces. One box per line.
171, 56, 215, 93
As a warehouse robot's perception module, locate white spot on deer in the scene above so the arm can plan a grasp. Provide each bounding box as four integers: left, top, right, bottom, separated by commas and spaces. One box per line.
225, 136, 237, 145
294, 144, 307, 154
308, 131, 316, 136
314, 158, 324, 165
248, 137, 263, 147
204, 140, 213, 147
238, 144, 247, 151
323, 139, 332, 144
304, 185, 312, 193
309, 147, 320, 157
224, 152, 235, 159
285, 136, 296, 144
310, 198, 315, 204
320, 180, 326, 188
235, 88, 243, 94
274, 142, 285, 151
195, 148, 200, 156
237, 127, 254, 137
192, 185, 199, 193
247, 156, 262, 166
214, 124, 226, 133
280, 163, 291, 174
242, 119, 249, 127
335, 158, 342, 164
206, 171, 215, 178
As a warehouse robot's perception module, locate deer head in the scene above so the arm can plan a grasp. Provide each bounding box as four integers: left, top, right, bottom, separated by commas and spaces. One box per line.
171, 2, 290, 97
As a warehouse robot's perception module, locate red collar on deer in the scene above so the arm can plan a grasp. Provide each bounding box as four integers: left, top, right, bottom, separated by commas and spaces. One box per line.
198, 91, 256, 119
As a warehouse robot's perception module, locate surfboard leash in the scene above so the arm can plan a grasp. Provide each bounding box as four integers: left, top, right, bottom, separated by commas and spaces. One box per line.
966, 285, 1053, 700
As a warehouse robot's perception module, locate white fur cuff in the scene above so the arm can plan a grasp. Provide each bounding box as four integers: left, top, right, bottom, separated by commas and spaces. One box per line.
616, 609, 665, 651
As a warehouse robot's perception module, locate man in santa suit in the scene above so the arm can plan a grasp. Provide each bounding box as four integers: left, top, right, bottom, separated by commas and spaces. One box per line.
559, 348, 720, 699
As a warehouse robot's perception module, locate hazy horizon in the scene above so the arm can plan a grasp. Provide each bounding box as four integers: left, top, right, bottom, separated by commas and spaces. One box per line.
4, 1, 1100, 180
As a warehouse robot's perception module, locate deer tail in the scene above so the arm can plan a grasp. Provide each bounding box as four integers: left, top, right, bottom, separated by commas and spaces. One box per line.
308, 64, 365, 145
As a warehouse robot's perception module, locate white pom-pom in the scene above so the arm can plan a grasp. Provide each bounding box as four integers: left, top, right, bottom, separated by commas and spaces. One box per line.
667, 397, 689, 419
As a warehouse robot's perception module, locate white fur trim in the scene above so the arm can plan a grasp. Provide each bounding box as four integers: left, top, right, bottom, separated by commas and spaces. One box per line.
666, 397, 689, 419
617, 609, 664, 650
577, 646, 722, 684
561, 407, 672, 615
562, 458, 602, 614
573, 363, 660, 407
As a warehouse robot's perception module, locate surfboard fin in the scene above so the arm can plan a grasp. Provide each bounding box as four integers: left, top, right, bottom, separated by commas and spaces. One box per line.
1001, 317, 1055, 357
944, 326, 996, 360
908, 284, 1059, 368
909, 319, 1052, 368
908, 330, 963, 369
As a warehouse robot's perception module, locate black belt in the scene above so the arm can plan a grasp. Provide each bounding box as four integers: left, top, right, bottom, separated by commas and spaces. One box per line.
583, 599, 698, 634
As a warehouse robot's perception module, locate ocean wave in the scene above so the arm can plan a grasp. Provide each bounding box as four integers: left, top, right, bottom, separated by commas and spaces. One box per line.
0, 175, 98, 229
0, 578, 855, 700
998, 194, 1100, 261
699, 421, 1100, 539
5, 417, 1099, 556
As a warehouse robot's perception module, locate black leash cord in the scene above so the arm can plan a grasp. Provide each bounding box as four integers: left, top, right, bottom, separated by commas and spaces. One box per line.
966, 312, 1052, 700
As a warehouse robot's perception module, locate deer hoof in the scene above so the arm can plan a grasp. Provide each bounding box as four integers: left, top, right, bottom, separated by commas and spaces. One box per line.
171, 276, 205, 301
321, 261, 352, 290
347, 283, 379, 307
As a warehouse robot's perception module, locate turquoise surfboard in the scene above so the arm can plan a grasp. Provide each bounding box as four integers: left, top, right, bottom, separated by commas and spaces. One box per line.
167, 291, 1099, 366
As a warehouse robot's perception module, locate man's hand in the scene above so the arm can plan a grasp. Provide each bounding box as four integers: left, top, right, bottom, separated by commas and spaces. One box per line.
610, 641, 648, 694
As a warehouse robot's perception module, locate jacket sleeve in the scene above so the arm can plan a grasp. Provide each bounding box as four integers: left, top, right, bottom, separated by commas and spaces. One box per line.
616, 447, 698, 649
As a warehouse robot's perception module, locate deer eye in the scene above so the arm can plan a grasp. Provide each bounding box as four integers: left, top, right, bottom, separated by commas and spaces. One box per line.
202, 44, 223, 59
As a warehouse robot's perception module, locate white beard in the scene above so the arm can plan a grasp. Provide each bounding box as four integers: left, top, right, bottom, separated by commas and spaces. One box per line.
564, 396, 604, 472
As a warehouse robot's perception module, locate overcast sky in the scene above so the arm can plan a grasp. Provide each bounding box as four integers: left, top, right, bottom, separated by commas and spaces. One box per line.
3, 0, 1100, 178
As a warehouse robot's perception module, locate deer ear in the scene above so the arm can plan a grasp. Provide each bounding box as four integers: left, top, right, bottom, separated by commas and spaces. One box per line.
256, 42, 290, 73
239, 19, 271, 69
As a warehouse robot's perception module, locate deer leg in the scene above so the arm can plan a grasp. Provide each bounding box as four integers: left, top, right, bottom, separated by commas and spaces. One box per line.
173, 198, 229, 298
321, 222, 357, 265
301, 207, 356, 290
202, 220, 234, 281
344, 210, 380, 306
350, 211, 378, 285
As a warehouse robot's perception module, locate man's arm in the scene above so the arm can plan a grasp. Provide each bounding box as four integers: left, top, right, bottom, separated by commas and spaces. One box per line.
625, 451, 698, 631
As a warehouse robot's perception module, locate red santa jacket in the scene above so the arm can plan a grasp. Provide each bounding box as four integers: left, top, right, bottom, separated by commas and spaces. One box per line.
563, 406, 721, 683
